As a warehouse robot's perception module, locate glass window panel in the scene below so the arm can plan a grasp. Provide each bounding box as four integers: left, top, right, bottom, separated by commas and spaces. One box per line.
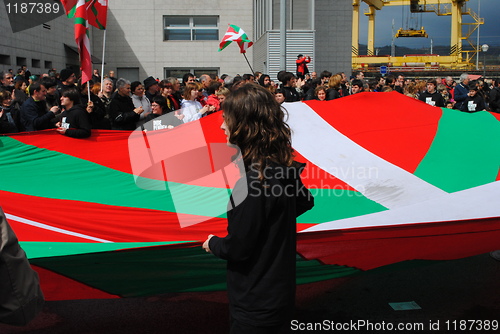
193, 69, 218, 77
193, 16, 217, 27
165, 16, 189, 27
165, 30, 191, 41
193, 29, 218, 40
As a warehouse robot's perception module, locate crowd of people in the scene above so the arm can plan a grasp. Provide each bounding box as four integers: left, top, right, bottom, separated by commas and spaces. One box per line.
1, 67, 499, 137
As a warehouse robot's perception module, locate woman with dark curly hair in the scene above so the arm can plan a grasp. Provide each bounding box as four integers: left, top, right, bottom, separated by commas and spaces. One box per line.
203, 83, 314, 334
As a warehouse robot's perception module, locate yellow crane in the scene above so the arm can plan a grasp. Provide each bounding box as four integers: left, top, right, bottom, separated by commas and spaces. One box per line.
352, 0, 484, 70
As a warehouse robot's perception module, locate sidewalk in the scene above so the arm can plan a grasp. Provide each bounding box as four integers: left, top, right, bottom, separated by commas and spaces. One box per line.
1, 252, 499, 333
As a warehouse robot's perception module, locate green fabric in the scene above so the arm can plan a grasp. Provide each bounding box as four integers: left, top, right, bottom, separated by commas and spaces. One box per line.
415, 110, 500, 192
20, 241, 194, 259
30, 247, 360, 297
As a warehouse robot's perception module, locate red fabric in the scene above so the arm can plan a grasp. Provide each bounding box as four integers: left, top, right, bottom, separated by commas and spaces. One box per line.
305, 92, 442, 173
32, 265, 120, 300
2, 191, 228, 243
297, 217, 500, 270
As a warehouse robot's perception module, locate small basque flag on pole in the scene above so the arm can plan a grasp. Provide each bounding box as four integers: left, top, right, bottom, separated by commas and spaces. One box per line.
218, 24, 254, 54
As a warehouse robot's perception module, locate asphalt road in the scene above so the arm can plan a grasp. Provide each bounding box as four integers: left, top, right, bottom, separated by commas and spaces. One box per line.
1, 252, 499, 334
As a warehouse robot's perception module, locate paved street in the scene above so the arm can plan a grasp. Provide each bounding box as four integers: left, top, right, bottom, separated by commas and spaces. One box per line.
1, 252, 499, 333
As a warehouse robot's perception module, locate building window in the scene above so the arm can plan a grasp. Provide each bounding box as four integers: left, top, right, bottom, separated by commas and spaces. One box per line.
163, 16, 219, 41
32, 59, 41, 68
44, 61, 53, 69
164, 68, 219, 82
0, 54, 11, 65
16, 57, 27, 67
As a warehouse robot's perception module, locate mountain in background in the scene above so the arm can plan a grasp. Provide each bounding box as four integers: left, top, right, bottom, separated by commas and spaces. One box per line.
358, 44, 500, 65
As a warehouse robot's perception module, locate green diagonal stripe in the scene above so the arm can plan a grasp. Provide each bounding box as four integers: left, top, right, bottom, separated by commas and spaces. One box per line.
414, 110, 500, 192
0, 137, 386, 224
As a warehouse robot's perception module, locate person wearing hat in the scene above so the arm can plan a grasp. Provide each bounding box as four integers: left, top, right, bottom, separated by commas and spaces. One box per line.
143, 76, 159, 102
57, 68, 76, 94
295, 54, 311, 80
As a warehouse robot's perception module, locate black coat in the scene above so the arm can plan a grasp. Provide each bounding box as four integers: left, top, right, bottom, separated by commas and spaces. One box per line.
0, 105, 22, 134
20, 97, 55, 131
108, 93, 140, 130
209, 161, 314, 326
419, 91, 445, 107
59, 105, 92, 138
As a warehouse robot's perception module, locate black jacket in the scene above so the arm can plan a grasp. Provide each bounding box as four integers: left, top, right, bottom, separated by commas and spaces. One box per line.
460, 94, 486, 113
209, 161, 314, 326
59, 105, 92, 138
489, 87, 500, 113
0, 105, 22, 134
20, 97, 55, 131
419, 91, 445, 107
281, 86, 301, 102
108, 93, 140, 130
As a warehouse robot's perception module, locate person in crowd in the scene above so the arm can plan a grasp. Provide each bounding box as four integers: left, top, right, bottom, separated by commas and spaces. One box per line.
350, 79, 364, 94
98, 78, 114, 110
92, 69, 101, 84
460, 81, 486, 113
367, 79, 378, 92
453, 73, 470, 111
303, 78, 322, 100
419, 79, 445, 107
182, 73, 196, 86
488, 79, 500, 113
314, 86, 327, 101
354, 71, 365, 82
403, 81, 418, 99
56, 88, 92, 138
205, 81, 222, 113
165, 77, 182, 110
274, 89, 286, 104
20, 82, 60, 131
57, 69, 76, 94
108, 70, 117, 89
394, 73, 405, 94
202, 83, 314, 334
108, 78, 144, 130
143, 76, 160, 101
180, 82, 214, 123
258, 74, 271, 89
79, 80, 110, 129
281, 72, 301, 102
414, 80, 427, 98
12, 79, 28, 106
443, 76, 455, 100
21, 82, 60, 131
0, 71, 14, 92
445, 101, 455, 109
373, 75, 385, 92
437, 83, 451, 105
338, 72, 350, 97
319, 70, 332, 87
241, 74, 255, 84
131, 81, 152, 119
40, 77, 60, 110
326, 74, 342, 100
296, 54, 311, 79
0, 89, 22, 133
199, 74, 212, 99
216, 87, 231, 108
139, 96, 183, 130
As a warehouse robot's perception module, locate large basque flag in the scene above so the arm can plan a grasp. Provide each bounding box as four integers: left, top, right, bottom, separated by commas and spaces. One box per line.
1, 92, 499, 300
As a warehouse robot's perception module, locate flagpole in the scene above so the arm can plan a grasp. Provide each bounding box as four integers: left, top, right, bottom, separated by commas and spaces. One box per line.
242, 53, 255, 77
87, 82, 91, 102
100, 29, 106, 92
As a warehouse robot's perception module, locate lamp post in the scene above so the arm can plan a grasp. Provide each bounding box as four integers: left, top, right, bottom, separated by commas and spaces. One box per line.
482, 44, 489, 78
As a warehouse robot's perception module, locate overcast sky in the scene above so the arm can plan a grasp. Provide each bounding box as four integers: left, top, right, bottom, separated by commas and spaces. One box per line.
358, 0, 499, 48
